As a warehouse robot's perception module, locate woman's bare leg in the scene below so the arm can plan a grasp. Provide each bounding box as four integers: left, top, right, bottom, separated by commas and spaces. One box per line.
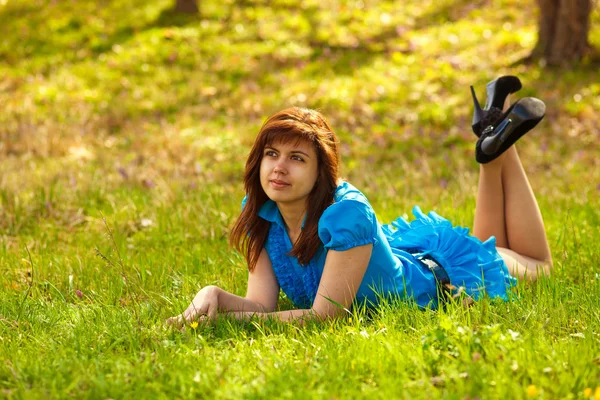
473, 97, 552, 280
473, 152, 508, 247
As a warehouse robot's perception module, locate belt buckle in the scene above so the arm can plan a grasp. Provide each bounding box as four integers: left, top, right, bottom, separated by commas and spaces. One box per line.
421, 257, 438, 271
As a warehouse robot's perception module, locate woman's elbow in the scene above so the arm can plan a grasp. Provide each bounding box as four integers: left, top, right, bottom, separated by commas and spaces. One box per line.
255, 298, 278, 313
310, 306, 346, 322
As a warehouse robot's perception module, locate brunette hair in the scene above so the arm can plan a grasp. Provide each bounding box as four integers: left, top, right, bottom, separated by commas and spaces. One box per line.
229, 107, 340, 270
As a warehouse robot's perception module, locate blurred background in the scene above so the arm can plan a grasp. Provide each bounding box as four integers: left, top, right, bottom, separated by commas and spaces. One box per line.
1, 0, 599, 280
2, 3, 599, 397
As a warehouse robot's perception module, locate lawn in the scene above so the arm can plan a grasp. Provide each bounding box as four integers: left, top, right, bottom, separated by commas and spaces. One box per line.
1, 0, 599, 398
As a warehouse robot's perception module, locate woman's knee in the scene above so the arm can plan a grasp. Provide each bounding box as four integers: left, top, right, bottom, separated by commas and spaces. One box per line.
497, 247, 551, 281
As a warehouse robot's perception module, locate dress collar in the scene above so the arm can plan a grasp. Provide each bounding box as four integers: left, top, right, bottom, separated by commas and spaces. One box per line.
258, 200, 306, 229
258, 200, 282, 225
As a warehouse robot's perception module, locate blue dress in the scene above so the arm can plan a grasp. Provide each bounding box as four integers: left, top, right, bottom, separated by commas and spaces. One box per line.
247, 181, 516, 309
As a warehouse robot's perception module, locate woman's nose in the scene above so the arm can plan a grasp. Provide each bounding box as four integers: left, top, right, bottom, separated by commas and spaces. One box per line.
273, 160, 287, 174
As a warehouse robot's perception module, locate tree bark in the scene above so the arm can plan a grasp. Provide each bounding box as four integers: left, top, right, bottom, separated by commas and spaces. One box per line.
532, 0, 592, 66
175, 0, 199, 14
533, 0, 559, 58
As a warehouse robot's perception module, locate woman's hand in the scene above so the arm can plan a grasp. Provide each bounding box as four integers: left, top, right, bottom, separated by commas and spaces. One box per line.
166, 285, 221, 328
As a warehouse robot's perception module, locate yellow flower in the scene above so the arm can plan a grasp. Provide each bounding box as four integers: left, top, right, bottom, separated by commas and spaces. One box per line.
526, 385, 538, 398
189, 321, 199, 329
594, 386, 600, 400
348, 317, 353, 323
584, 388, 592, 398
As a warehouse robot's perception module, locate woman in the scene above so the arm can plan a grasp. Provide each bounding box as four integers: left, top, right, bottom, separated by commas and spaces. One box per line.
167, 77, 552, 326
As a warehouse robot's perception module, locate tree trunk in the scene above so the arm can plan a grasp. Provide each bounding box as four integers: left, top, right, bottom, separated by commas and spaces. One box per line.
532, 0, 592, 66
175, 0, 199, 14
533, 0, 560, 58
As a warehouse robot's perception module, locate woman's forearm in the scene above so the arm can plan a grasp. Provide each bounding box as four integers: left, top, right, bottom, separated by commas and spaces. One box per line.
226, 308, 319, 324
215, 286, 273, 313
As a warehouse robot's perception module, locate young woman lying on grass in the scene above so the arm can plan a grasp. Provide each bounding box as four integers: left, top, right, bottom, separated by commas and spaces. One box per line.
167, 75, 552, 326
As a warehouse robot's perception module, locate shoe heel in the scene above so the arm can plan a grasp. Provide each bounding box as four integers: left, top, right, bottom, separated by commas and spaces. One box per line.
470, 85, 485, 128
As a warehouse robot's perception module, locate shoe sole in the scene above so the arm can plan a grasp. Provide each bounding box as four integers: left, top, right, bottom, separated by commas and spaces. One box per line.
476, 97, 545, 164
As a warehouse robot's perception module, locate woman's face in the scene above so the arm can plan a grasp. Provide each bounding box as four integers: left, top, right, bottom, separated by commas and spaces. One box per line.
259, 139, 319, 209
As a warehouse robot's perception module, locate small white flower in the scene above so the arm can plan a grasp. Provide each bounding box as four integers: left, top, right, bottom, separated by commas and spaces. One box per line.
141, 219, 153, 227
508, 329, 520, 340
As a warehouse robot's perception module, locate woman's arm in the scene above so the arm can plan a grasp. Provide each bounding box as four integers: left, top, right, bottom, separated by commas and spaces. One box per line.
226, 243, 373, 323
169, 244, 372, 325
218, 248, 280, 313
166, 248, 280, 326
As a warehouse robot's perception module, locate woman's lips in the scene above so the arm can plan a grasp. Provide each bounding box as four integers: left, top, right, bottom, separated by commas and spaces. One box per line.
270, 179, 290, 189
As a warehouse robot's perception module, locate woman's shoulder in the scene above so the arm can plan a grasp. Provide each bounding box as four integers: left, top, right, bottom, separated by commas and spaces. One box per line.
331, 180, 372, 206
318, 181, 377, 251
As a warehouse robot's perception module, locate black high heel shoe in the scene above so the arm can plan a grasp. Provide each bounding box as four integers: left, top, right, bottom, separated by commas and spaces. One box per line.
475, 97, 546, 164
470, 76, 522, 137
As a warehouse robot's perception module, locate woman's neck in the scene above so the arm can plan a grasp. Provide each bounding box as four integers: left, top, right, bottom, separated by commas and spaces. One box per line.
277, 202, 306, 243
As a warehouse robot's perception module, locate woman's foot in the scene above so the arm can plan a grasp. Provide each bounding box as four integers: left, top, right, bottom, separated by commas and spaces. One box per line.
475, 97, 546, 164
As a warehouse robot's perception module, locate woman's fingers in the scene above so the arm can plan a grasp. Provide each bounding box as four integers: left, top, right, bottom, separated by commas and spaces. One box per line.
167, 287, 219, 327
166, 304, 199, 327
206, 301, 218, 321
182, 304, 196, 321
166, 314, 184, 327
167, 309, 215, 328
184, 300, 206, 320
179, 301, 209, 322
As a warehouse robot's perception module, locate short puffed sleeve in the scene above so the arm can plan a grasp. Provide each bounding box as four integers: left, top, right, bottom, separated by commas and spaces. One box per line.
318, 199, 377, 251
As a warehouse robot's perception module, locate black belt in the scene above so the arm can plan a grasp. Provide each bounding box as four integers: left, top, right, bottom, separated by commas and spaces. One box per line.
408, 251, 453, 302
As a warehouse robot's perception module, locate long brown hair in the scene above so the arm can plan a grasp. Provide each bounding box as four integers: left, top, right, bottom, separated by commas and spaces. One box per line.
230, 107, 340, 270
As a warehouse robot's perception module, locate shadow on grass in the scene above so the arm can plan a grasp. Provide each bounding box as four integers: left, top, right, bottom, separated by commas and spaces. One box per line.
0, 0, 202, 68
413, 0, 489, 27
149, 7, 202, 29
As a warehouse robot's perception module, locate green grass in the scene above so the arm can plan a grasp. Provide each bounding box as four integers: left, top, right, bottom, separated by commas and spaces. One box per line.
1, 0, 600, 398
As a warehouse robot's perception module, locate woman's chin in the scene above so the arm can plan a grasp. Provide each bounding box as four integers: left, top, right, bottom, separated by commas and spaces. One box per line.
265, 190, 302, 205
266, 191, 289, 202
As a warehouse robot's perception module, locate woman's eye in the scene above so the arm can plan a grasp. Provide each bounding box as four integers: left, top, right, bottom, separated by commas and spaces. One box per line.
265, 151, 277, 157
292, 156, 304, 162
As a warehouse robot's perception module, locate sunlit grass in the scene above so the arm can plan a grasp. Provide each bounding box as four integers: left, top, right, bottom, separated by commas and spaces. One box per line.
1, 0, 600, 398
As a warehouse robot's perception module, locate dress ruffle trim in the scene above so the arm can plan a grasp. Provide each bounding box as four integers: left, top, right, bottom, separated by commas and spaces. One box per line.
265, 223, 321, 309
382, 206, 516, 300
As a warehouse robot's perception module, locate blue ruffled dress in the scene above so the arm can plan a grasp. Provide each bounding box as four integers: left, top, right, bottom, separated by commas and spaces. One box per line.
248, 181, 516, 309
